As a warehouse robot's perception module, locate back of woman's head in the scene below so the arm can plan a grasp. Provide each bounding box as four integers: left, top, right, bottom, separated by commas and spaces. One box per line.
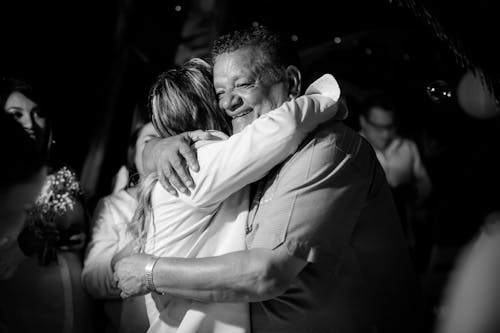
130, 59, 231, 241
149, 58, 231, 137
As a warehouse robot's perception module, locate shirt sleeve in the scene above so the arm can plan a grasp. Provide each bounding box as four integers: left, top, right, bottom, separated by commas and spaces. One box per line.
81, 198, 121, 299
182, 74, 341, 209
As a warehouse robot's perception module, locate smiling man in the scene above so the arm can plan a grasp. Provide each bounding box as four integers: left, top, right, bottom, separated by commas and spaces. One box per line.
115, 26, 421, 332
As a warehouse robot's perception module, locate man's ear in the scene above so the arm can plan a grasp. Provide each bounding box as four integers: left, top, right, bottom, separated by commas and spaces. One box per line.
285, 65, 301, 98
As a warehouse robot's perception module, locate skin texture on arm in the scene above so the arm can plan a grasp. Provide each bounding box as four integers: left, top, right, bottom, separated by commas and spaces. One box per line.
115, 246, 306, 302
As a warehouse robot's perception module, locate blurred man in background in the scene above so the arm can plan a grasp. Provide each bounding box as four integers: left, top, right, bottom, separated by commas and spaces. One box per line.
360, 94, 432, 269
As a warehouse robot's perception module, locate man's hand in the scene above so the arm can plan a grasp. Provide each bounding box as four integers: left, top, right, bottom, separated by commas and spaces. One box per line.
114, 253, 153, 299
142, 130, 221, 196
110, 238, 143, 271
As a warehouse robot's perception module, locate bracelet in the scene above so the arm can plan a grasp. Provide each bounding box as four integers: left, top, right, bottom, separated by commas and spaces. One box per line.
143, 256, 160, 292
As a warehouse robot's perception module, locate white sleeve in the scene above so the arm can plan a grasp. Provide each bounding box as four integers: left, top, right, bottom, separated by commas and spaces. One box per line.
183, 74, 341, 208
81, 198, 121, 299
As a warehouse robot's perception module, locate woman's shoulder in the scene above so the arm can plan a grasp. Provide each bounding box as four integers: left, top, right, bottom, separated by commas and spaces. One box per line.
95, 190, 137, 216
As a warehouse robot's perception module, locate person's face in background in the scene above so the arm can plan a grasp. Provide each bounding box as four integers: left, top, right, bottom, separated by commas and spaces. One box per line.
135, 123, 158, 176
214, 48, 295, 133
0, 167, 46, 248
360, 106, 397, 151
4, 91, 47, 152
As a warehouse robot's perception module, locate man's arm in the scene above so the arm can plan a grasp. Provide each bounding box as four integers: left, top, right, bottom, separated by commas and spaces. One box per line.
182, 92, 339, 208
114, 246, 306, 302
142, 131, 218, 196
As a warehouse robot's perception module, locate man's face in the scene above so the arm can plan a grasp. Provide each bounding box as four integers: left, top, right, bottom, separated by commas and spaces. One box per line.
361, 107, 397, 151
213, 48, 289, 133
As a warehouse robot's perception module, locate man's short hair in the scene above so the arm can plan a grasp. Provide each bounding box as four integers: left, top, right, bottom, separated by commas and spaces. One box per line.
361, 94, 398, 119
211, 25, 301, 84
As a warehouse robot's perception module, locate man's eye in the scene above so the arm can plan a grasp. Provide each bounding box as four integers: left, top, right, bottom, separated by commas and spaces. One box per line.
236, 83, 252, 88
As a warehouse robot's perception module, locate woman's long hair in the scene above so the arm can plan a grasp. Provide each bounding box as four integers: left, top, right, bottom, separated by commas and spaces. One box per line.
129, 58, 231, 240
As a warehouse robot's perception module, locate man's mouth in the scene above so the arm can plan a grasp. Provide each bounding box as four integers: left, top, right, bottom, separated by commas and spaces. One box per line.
231, 110, 252, 119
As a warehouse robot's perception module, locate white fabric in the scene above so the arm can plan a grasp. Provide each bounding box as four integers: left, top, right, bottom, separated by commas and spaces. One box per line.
112, 165, 130, 194
82, 190, 137, 299
144, 74, 341, 333
82, 190, 149, 333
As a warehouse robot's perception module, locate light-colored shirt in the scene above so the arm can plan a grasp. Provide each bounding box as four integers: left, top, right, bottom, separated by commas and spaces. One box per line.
144, 75, 341, 333
372, 136, 432, 200
247, 125, 421, 332
83, 190, 137, 298
82, 190, 148, 333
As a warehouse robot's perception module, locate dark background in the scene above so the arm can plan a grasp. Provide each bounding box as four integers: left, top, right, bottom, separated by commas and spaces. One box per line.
1, 0, 500, 248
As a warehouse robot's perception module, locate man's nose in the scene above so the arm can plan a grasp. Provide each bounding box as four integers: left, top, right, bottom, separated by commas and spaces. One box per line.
220, 93, 243, 115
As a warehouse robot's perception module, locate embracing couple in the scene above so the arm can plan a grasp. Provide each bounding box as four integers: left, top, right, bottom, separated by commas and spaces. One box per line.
113, 25, 421, 333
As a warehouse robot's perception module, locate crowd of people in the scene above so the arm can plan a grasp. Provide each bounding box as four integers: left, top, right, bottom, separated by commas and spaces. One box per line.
0, 24, 498, 333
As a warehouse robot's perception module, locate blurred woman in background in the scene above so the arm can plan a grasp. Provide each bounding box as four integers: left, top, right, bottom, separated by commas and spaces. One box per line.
82, 122, 156, 333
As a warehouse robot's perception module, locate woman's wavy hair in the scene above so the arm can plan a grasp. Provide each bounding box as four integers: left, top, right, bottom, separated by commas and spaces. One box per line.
129, 58, 231, 240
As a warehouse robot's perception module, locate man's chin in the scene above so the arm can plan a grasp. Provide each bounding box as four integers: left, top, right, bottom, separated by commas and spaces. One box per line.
231, 112, 257, 134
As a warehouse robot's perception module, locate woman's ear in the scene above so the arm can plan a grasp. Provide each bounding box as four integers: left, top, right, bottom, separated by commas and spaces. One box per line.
285, 65, 301, 98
